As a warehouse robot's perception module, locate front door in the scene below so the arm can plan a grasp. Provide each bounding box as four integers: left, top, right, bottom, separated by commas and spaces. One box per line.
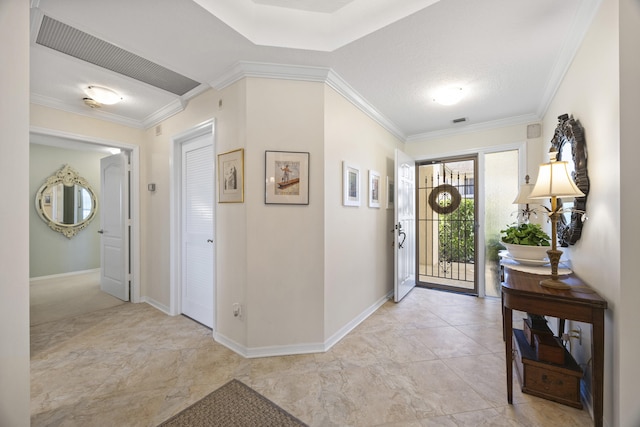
417, 156, 478, 294
99, 152, 129, 301
181, 136, 215, 328
394, 149, 416, 302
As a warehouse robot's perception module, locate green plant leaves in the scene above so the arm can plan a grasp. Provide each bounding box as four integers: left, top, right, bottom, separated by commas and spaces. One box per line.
500, 223, 551, 246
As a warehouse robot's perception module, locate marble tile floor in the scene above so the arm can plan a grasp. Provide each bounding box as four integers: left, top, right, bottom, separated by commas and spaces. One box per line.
31, 288, 594, 426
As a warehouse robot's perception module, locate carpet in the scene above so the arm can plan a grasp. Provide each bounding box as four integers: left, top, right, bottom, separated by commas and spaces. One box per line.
158, 379, 308, 427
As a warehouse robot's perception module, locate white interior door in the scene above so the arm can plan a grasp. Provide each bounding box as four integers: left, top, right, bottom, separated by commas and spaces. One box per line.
394, 149, 416, 302
100, 153, 129, 301
181, 136, 214, 328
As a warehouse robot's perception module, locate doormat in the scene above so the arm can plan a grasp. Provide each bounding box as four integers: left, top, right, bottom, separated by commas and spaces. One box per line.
158, 379, 308, 427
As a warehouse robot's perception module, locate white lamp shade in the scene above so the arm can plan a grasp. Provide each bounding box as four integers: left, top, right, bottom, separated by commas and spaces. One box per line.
84, 86, 122, 105
513, 182, 534, 204
529, 160, 585, 199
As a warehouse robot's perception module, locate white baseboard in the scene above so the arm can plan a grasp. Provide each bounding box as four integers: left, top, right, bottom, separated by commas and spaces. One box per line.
213, 290, 393, 359
323, 290, 393, 351
30, 268, 100, 282
141, 296, 171, 315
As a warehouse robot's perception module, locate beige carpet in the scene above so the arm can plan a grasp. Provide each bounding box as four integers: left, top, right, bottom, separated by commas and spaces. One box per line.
30, 270, 125, 326
158, 380, 308, 427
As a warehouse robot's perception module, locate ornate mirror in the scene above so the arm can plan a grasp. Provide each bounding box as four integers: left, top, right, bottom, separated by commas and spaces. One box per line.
550, 114, 589, 246
35, 164, 98, 238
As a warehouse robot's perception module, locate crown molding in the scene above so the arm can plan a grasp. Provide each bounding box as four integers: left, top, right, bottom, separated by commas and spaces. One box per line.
30, 93, 144, 129
141, 98, 185, 129
406, 113, 540, 143
211, 61, 332, 89
536, 0, 603, 118
211, 61, 406, 141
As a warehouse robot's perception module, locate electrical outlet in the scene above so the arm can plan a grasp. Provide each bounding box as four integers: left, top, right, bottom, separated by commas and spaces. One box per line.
232, 303, 242, 318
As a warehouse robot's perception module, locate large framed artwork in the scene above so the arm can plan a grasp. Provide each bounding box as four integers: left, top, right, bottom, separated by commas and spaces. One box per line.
342, 161, 361, 206
265, 150, 310, 205
218, 148, 244, 203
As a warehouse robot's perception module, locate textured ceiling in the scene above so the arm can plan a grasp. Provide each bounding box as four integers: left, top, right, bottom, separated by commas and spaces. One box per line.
29, 0, 600, 141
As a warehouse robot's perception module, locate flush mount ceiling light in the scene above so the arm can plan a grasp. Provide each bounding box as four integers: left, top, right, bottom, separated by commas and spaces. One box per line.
433, 86, 464, 106
83, 85, 122, 105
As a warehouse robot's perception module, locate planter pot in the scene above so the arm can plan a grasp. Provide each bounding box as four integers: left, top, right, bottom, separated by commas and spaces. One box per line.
503, 243, 550, 261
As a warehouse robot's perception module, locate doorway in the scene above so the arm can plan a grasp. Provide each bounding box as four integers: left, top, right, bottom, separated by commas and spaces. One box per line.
417, 156, 478, 295
28, 128, 141, 320
170, 120, 216, 330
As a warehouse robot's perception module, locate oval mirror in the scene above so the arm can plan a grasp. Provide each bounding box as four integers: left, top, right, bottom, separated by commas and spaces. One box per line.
35, 164, 98, 238
551, 114, 589, 246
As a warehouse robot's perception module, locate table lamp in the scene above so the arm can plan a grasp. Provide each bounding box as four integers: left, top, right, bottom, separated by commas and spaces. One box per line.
513, 174, 537, 222
528, 148, 584, 289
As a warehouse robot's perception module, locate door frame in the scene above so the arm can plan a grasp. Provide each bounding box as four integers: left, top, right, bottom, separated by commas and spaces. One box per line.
29, 126, 141, 302
414, 141, 526, 297
169, 119, 215, 322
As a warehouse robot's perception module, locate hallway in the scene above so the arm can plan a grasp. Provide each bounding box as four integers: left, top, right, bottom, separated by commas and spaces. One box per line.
30, 288, 593, 426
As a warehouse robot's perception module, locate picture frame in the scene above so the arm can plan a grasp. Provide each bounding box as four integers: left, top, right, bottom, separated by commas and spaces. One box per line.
265, 151, 310, 205
342, 161, 361, 206
386, 176, 394, 210
217, 148, 244, 203
369, 170, 381, 208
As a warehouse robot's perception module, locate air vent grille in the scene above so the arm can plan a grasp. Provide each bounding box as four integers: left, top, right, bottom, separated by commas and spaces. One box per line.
36, 15, 200, 96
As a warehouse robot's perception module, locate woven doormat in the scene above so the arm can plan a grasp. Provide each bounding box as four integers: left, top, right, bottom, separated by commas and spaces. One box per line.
158, 379, 308, 427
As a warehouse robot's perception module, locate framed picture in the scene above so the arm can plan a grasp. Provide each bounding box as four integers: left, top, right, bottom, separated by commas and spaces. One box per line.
265, 151, 310, 205
386, 176, 394, 210
218, 148, 244, 203
369, 170, 381, 208
342, 161, 361, 206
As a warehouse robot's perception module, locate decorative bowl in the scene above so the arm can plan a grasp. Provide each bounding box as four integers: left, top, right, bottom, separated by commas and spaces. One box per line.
502, 243, 550, 261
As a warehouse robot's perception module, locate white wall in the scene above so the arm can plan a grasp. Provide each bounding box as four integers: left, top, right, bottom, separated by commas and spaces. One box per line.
405, 122, 543, 172
541, 0, 621, 424
324, 86, 401, 339
618, 0, 640, 425
244, 78, 325, 349
0, 0, 30, 424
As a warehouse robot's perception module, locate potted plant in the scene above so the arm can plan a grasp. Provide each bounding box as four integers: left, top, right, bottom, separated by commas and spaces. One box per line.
500, 223, 551, 260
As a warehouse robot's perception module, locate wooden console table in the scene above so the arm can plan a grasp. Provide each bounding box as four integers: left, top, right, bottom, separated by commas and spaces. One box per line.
501, 267, 607, 427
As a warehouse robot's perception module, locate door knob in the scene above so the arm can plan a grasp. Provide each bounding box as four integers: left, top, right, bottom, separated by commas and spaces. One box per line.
97, 229, 104, 234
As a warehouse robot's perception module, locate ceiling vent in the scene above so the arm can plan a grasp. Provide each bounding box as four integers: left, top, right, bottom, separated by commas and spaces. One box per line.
452, 117, 467, 124
36, 15, 200, 96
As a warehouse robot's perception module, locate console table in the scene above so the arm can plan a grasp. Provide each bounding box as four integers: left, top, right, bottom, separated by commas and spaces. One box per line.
501, 267, 607, 427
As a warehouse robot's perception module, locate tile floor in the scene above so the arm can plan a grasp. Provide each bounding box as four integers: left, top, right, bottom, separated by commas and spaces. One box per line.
30, 287, 594, 426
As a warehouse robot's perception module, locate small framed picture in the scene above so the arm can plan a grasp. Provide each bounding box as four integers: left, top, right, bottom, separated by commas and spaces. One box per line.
342, 161, 361, 206
386, 176, 394, 210
265, 151, 310, 205
218, 148, 244, 203
369, 170, 381, 208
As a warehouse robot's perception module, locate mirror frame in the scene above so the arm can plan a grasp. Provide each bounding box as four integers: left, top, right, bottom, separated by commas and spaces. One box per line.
551, 114, 589, 247
35, 164, 98, 238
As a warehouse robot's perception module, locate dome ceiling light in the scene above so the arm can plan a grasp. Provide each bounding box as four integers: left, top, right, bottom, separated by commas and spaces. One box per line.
83, 85, 123, 105
433, 86, 464, 106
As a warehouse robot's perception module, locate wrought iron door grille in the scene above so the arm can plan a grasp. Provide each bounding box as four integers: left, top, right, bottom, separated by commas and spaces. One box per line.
418, 163, 476, 289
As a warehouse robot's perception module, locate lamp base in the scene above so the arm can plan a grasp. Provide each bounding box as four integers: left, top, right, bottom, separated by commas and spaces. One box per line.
539, 278, 571, 290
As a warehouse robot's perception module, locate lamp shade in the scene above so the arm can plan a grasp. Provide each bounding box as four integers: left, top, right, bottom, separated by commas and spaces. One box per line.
529, 160, 585, 199
513, 183, 534, 204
